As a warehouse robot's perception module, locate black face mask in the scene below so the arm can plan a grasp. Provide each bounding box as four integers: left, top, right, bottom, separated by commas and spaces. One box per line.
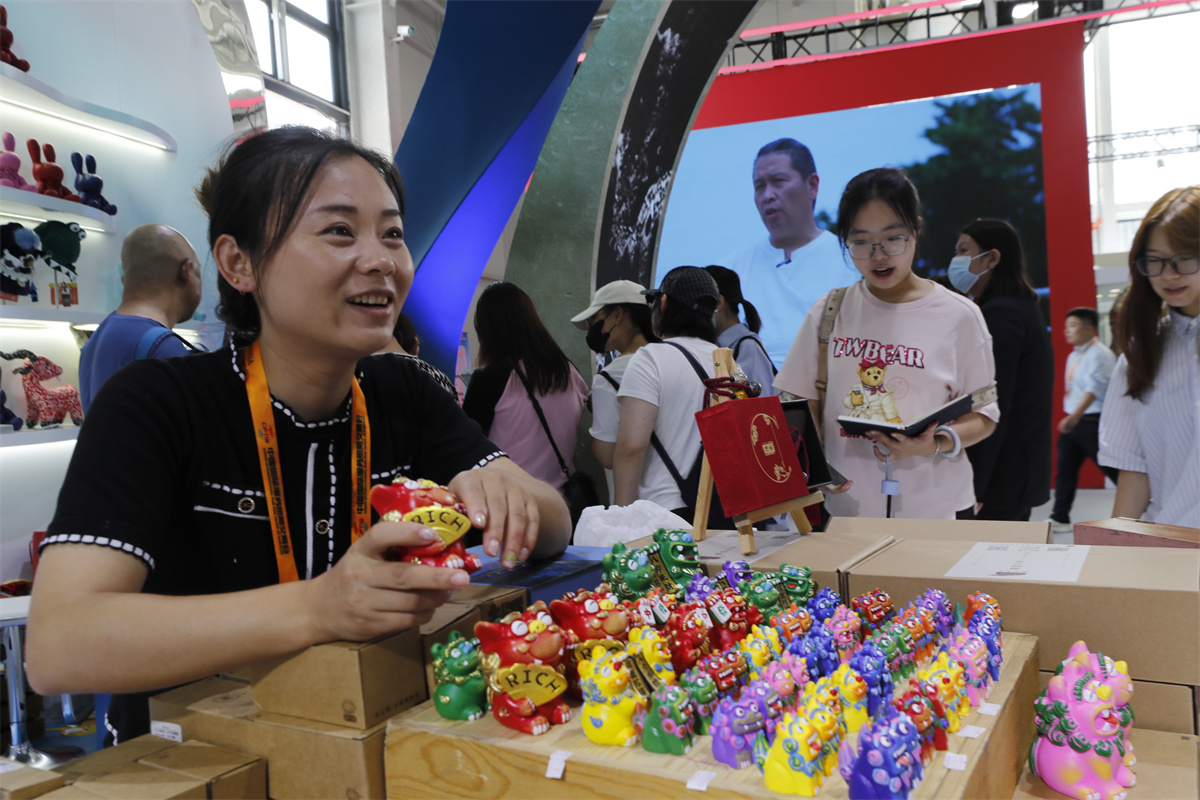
585, 316, 613, 353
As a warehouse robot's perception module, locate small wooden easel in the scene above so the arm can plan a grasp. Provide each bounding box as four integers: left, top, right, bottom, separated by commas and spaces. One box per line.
692, 348, 825, 556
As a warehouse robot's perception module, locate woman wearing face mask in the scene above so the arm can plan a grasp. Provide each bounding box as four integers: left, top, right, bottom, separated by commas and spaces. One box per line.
1100, 186, 1200, 527
706, 265, 777, 397
570, 281, 660, 475
775, 168, 999, 519
950, 218, 1054, 521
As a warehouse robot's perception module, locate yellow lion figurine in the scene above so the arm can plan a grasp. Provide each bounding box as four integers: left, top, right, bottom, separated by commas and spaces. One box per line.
578, 645, 641, 747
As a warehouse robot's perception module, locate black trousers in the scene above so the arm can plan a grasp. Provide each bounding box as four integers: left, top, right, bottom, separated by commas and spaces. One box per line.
1052, 414, 1120, 522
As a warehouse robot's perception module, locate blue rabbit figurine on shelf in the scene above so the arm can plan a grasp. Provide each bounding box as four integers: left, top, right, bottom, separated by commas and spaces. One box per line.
71, 152, 117, 215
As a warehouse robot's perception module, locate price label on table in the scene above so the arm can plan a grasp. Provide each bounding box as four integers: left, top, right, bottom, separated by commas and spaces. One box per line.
687, 770, 716, 791
979, 702, 1002, 716
546, 750, 572, 779
956, 725, 986, 739
944, 753, 969, 771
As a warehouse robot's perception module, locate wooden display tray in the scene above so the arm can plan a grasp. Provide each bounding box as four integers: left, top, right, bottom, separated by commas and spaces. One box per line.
385, 632, 1039, 799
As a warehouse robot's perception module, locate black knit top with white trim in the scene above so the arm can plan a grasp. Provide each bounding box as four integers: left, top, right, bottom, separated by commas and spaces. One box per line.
44, 346, 505, 595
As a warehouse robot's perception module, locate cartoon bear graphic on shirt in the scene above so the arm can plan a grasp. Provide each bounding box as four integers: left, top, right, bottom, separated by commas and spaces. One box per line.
843, 357, 902, 425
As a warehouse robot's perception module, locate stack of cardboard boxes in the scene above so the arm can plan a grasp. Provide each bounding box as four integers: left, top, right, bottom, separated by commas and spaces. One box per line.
1, 738, 265, 800
148, 583, 527, 800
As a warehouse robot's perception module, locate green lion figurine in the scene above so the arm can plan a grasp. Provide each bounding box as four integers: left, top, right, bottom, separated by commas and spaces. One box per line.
431, 631, 488, 721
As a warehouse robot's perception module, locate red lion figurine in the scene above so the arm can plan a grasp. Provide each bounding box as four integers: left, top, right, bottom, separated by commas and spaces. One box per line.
368, 477, 481, 573
476, 603, 572, 735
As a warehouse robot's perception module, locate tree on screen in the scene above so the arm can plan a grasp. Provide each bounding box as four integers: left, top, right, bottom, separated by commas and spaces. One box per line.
905, 90, 1047, 297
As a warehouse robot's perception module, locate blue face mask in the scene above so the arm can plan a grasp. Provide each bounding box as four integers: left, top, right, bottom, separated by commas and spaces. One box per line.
948, 252, 991, 294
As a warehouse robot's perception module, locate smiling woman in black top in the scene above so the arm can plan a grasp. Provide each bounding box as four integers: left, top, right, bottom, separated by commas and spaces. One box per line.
25, 126, 570, 743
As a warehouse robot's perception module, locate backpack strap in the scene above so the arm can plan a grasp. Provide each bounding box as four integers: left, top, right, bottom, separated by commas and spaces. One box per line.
732, 334, 778, 376
134, 326, 173, 360
815, 286, 848, 414
597, 369, 620, 391
646, 341, 712, 499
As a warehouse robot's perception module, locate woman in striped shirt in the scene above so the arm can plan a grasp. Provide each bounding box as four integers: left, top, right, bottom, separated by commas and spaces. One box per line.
1100, 186, 1200, 527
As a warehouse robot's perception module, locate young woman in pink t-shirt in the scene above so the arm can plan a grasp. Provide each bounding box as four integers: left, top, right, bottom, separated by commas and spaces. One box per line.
776, 168, 1000, 519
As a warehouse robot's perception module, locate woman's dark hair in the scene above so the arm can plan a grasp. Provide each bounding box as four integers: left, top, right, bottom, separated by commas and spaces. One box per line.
606, 303, 661, 344
705, 265, 763, 333
474, 281, 575, 394
1119, 185, 1200, 400
392, 312, 418, 353
959, 218, 1037, 304
655, 296, 717, 343
836, 168, 922, 254
196, 126, 406, 341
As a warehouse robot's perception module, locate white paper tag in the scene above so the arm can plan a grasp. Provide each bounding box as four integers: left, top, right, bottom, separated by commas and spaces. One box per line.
944, 752, 969, 770
687, 770, 717, 791
0, 760, 25, 774
651, 595, 672, 624
546, 750, 572, 779
944, 542, 1090, 582
150, 720, 183, 743
979, 702, 1002, 716
956, 725, 986, 739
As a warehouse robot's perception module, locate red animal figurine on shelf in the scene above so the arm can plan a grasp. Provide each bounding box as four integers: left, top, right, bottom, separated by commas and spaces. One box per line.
26, 140, 79, 202
1, 349, 82, 428
0, 5, 30, 72
369, 476, 481, 572
476, 603, 572, 735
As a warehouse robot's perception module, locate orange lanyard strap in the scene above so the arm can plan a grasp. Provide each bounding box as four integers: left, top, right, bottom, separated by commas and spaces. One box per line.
245, 341, 371, 584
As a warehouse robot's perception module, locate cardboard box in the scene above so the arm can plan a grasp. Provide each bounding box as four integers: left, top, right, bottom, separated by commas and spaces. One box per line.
1074, 517, 1200, 549
845, 540, 1200, 686
138, 741, 266, 800
826, 516, 1053, 544
249, 626, 425, 729
448, 584, 529, 625
1, 757, 66, 800
53, 735, 178, 785
50, 736, 263, 800
73, 763, 206, 800
386, 633, 1040, 799
747, 529, 896, 600
1037, 671, 1198, 736
150, 678, 387, 800
1012, 728, 1198, 799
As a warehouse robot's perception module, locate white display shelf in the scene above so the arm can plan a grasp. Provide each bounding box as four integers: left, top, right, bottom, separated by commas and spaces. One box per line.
0, 306, 106, 327
0, 185, 116, 233
0, 64, 176, 152
0, 425, 80, 448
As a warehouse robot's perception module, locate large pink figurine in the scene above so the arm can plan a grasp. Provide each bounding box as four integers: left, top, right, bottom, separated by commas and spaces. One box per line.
1030, 641, 1135, 800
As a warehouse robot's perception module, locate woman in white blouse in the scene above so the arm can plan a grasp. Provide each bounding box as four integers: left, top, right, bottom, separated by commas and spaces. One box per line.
1100, 186, 1200, 527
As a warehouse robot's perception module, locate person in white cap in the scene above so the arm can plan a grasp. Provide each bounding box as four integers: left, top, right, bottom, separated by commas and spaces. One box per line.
570, 280, 660, 478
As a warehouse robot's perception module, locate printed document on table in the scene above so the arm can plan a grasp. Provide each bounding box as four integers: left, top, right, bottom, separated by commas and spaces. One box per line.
696, 529, 798, 562
944, 543, 1091, 583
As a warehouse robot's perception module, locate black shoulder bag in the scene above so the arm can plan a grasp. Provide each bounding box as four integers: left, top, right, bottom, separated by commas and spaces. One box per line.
513, 364, 600, 535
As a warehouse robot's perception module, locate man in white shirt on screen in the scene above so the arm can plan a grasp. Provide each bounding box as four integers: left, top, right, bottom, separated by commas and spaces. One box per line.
721, 138, 853, 366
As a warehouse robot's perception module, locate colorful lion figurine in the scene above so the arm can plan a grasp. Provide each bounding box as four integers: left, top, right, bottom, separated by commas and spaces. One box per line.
475, 603, 572, 735
577, 645, 641, 747
1030, 641, 1135, 800
635, 681, 697, 755
430, 631, 488, 721
369, 477, 481, 572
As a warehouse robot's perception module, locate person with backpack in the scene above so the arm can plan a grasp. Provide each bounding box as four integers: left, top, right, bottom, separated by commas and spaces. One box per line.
613, 266, 730, 527
78, 224, 205, 410
570, 280, 659, 478
706, 264, 777, 396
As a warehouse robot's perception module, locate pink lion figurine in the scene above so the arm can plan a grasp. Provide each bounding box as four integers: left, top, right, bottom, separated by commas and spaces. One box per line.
1030, 640, 1135, 800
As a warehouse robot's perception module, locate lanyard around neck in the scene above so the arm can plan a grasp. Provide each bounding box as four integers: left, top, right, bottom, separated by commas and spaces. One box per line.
244, 340, 371, 583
